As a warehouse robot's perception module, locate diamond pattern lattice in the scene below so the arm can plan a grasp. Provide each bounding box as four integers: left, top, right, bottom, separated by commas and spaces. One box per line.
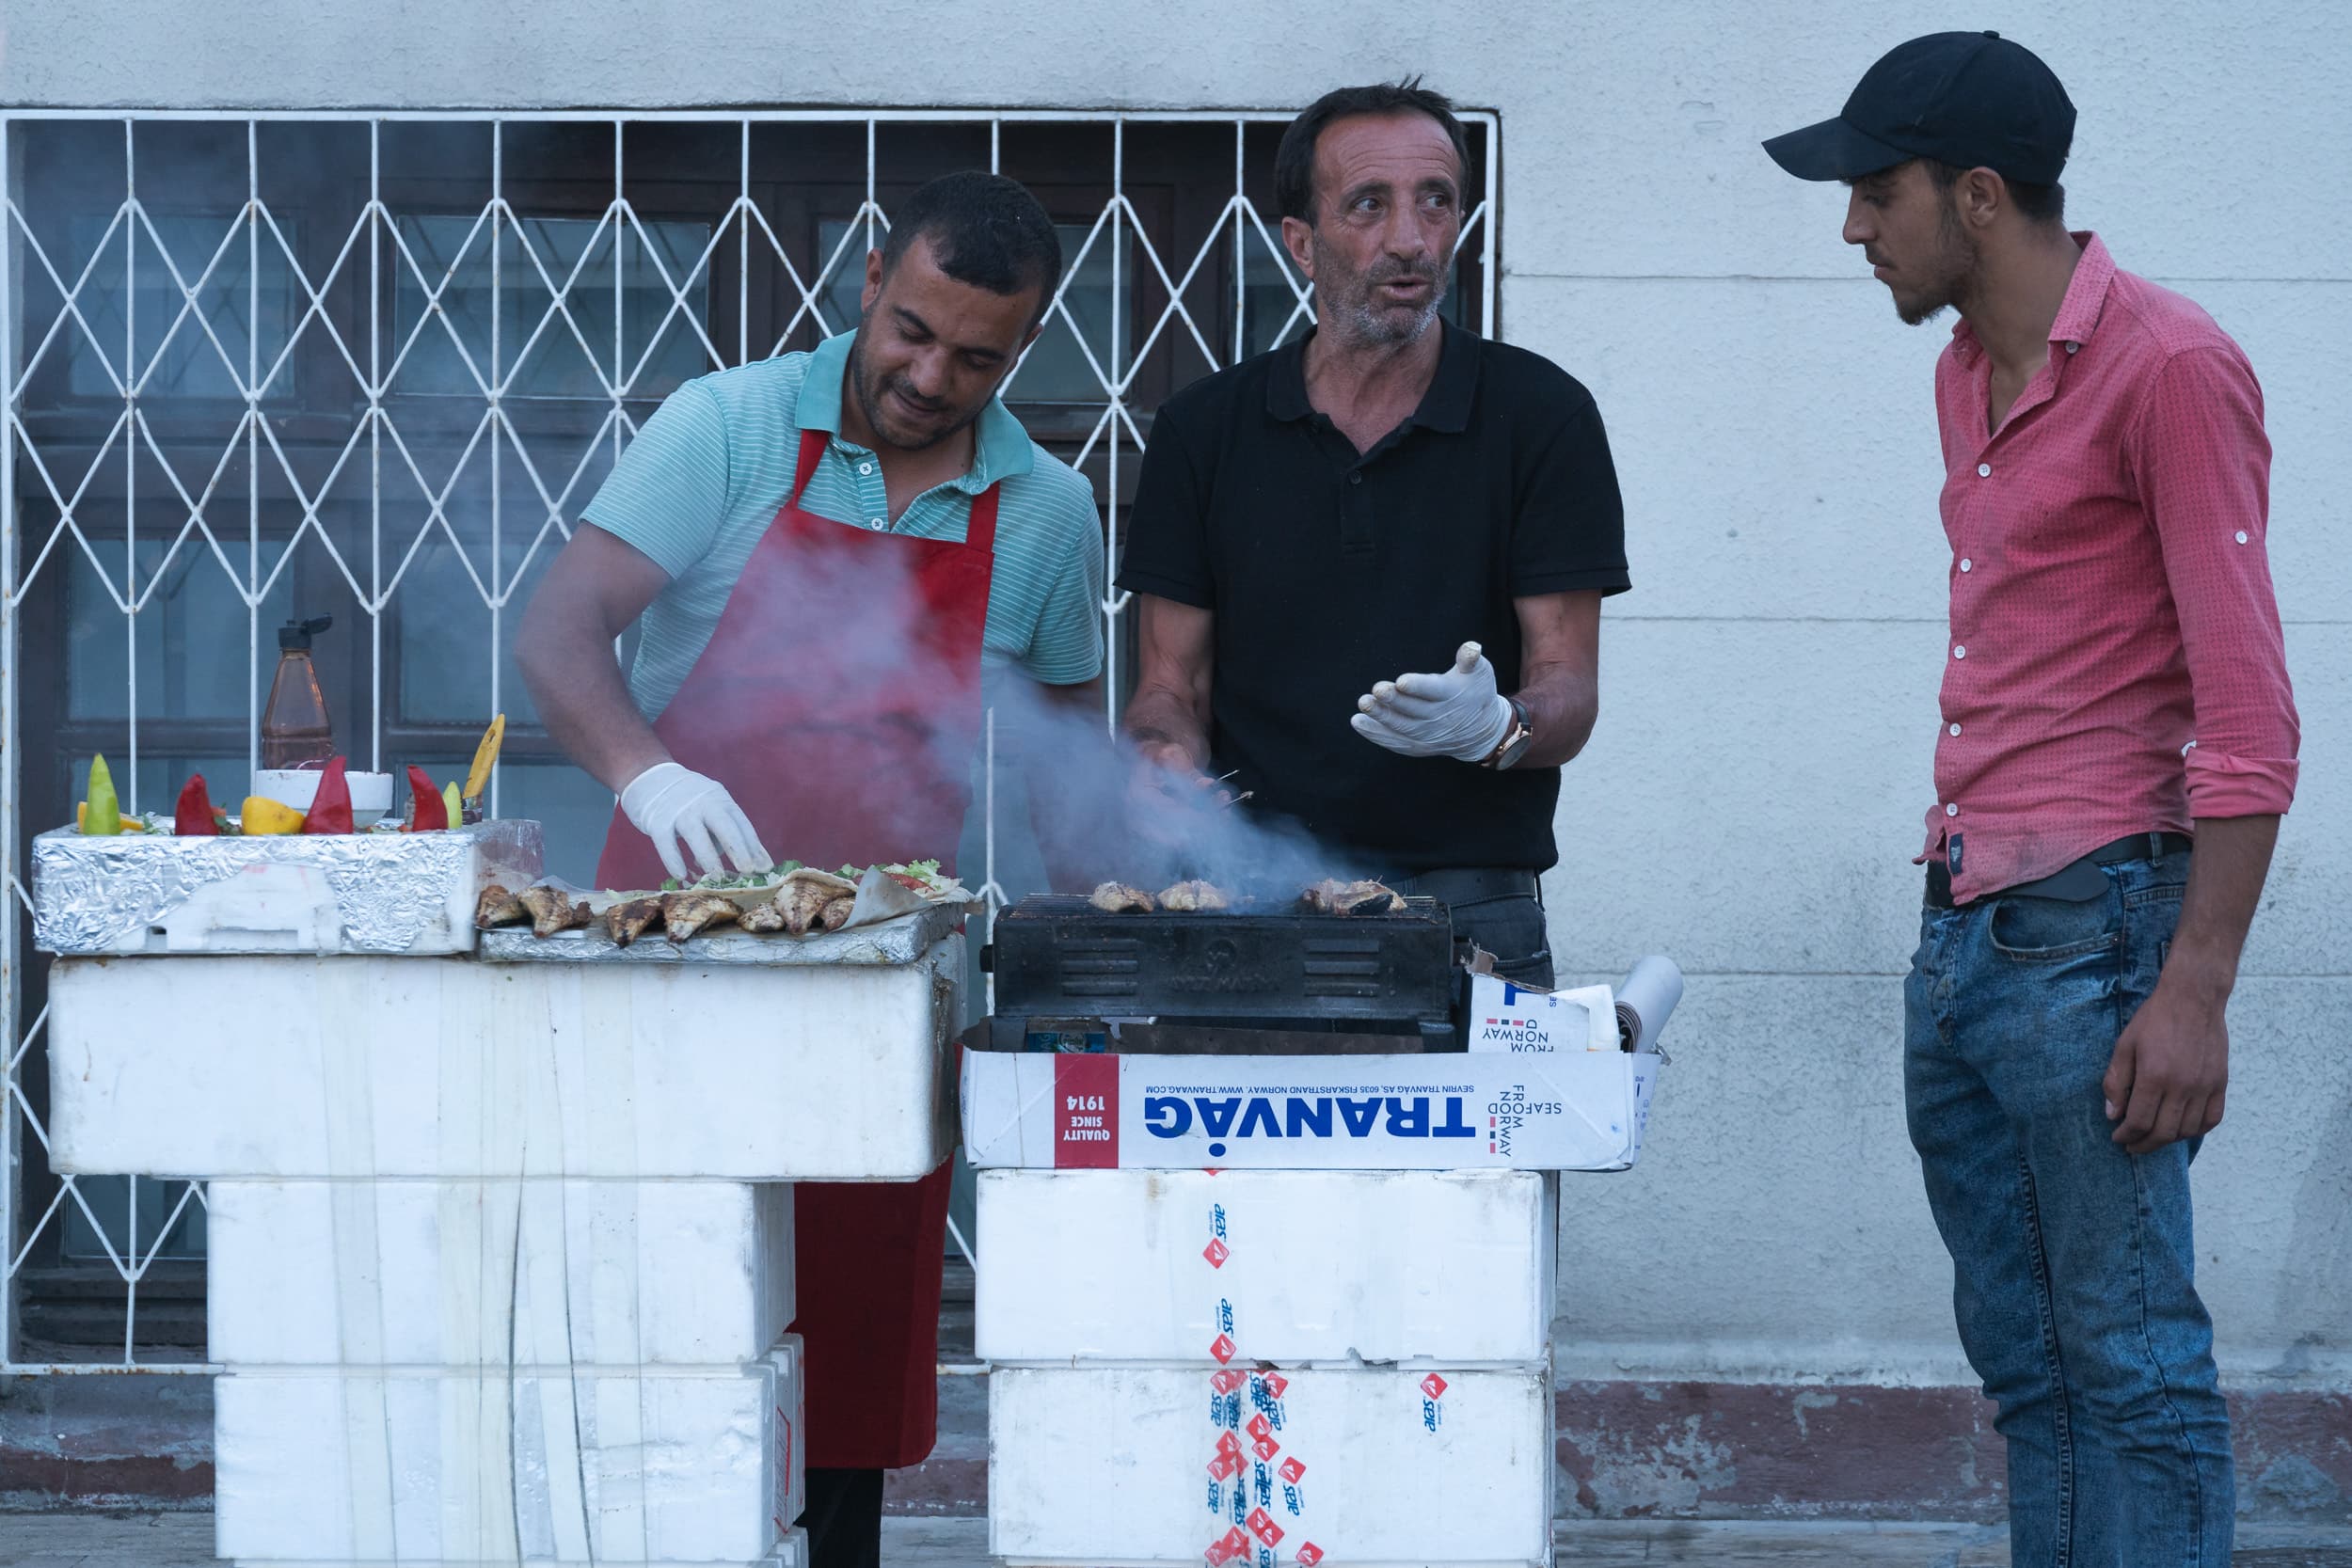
0, 111, 1496, 1370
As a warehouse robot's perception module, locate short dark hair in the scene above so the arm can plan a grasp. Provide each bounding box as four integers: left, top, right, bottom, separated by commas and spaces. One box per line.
880, 170, 1063, 319
1925, 158, 2067, 226
1275, 78, 1471, 225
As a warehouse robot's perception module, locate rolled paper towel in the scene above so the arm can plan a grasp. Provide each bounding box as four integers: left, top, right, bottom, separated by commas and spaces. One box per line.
1614, 955, 1684, 1053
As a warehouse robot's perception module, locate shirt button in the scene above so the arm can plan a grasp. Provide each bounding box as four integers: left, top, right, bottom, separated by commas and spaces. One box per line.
1946, 803, 1960, 817
858, 461, 874, 475
2234, 531, 2249, 544
1953, 645, 1966, 659
2065, 341, 2080, 355
1977, 463, 1992, 478
869, 518, 887, 531
1949, 722, 1963, 736
1348, 472, 1363, 485
1959, 557, 1973, 573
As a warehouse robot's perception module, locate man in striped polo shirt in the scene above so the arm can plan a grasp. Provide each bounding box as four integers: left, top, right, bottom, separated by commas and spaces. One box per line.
518, 170, 1103, 1568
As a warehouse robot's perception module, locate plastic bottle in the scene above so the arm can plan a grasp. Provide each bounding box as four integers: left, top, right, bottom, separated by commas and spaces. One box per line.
262, 614, 336, 770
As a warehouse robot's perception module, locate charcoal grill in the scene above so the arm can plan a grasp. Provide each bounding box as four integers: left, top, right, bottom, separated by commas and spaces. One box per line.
981, 894, 1457, 1051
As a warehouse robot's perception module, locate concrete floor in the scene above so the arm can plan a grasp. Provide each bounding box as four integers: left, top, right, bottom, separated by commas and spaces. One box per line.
3, 1513, 2352, 1567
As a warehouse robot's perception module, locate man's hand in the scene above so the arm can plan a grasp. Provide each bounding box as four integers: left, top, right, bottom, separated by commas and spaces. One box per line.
619, 761, 772, 882
2104, 979, 2230, 1154
1128, 738, 1229, 847
1352, 641, 1512, 762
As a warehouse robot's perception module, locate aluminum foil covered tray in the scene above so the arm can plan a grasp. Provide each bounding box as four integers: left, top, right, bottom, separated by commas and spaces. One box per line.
32, 821, 544, 957
477, 900, 961, 968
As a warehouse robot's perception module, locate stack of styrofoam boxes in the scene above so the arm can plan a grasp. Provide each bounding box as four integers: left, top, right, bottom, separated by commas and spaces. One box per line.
977, 1168, 1557, 1568
46, 943, 966, 1568
206, 1180, 804, 1566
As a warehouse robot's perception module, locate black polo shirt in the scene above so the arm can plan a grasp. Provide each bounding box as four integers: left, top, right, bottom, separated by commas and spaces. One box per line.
1119, 320, 1629, 875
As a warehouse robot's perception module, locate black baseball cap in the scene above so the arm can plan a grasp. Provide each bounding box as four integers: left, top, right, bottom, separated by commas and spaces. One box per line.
1764, 31, 2075, 185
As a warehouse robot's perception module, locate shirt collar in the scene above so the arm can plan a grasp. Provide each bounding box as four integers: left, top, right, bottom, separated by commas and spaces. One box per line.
1948, 230, 2115, 367
800, 329, 1035, 492
1264, 316, 1479, 434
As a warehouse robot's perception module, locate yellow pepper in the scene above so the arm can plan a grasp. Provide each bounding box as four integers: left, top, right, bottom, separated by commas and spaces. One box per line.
82, 755, 122, 835
238, 797, 308, 835
442, 781, 464, 826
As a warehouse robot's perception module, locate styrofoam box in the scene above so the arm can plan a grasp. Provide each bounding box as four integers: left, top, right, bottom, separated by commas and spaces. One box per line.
215, 1338, 803, 1562
976, 1169, 1553, 1365
46, 949, 959, 1179
989, 1365, 1552, 1566
232, 1532, 806, 1568
209, 1180, 792, 1368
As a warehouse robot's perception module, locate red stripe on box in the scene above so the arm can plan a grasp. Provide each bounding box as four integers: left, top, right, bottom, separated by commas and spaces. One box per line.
1052, 1053, 1120, 1168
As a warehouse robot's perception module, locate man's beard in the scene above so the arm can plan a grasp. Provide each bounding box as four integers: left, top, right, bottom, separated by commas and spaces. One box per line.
848, 329, 985, 452
1313, 234, 1452, 347
1893, 203, 1979, 326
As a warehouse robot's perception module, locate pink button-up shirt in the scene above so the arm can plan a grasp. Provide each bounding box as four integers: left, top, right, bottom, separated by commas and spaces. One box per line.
1925, 233, 2298, 902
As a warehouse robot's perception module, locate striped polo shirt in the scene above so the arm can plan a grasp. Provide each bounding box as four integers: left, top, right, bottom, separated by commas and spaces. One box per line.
584, 331, 1105, 721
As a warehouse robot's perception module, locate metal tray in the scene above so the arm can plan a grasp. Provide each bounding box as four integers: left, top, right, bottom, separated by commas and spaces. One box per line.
477, 900, 963, 967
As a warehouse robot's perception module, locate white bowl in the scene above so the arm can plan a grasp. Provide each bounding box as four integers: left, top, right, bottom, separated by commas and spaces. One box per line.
252, 768, 398, 829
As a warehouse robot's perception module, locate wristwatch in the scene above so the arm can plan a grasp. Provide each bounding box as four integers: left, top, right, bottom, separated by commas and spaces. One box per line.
1480, 697, 1534, 770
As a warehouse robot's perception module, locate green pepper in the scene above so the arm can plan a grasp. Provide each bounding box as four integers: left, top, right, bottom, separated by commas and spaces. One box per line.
83, 755, 122, 836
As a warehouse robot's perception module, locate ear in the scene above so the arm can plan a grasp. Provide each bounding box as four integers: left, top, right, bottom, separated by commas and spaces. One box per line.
860, 248, 884, 316
1019, 318, 1047, 356
1958, 167, 2005, 230
1279, 214, 1316, 281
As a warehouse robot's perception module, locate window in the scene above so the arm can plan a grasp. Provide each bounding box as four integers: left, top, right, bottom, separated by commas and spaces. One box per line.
2, 109, 1496, 1369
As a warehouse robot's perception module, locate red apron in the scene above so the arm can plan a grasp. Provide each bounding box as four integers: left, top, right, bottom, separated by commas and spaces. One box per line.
597, 427, 995, 1470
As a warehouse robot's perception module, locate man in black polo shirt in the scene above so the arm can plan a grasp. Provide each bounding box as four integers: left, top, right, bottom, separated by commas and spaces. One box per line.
1119, 80, 1629, 983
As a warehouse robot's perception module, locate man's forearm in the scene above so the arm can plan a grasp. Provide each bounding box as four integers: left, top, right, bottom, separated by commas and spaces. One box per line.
2166, 814, 2280, 1001
1511, 664, 1599, 769
1123, 684, 1212, 768
518, 626, 669, 794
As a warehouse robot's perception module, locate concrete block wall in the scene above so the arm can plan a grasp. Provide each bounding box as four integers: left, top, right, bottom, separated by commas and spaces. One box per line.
2, 0, 2344, 1521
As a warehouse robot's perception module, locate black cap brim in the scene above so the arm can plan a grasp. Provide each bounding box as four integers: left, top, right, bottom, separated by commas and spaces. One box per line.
1762, 116, 1915, 181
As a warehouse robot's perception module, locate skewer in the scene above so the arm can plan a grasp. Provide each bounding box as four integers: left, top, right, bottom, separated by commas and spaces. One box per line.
1217, 791, 1255, 810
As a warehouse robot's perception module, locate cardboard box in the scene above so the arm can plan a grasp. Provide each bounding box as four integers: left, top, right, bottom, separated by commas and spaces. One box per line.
208, 1180, 793, 1368
215, 1338, 803, 1562
960, 1049, 1661, 1172
975, 1168, 1553, 1365
988, 1364, 1552, 1566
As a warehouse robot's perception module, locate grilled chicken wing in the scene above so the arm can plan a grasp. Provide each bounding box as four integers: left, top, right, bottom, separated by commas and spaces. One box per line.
817, 894, 855, 932
519, 884, 595, 938
776, 879, 835, 936
604, 896, 664, 947
660, 891, 740, 942
739, 895, 790, 933
1158, 879, 1230, 911
1301, 878, 1403, 916
1089, 881, 1156, 913
474, 883, 528, 928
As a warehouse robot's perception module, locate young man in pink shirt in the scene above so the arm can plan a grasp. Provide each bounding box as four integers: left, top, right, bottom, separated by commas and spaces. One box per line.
1767, 32, 2298, 1567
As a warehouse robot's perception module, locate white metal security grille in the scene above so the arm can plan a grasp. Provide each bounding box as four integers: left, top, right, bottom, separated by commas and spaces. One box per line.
0, 108, 1498, 1371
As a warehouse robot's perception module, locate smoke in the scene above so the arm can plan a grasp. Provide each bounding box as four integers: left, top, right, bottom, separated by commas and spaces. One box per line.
977, 667, 1363, 901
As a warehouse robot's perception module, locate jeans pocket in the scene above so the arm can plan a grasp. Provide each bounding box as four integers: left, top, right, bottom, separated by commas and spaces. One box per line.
1987, 894, 2122, 962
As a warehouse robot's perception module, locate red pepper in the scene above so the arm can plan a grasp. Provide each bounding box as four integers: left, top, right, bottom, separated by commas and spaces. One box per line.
173, 774, 220, 837
304, 756, 355, 834
405, 765, 448, 832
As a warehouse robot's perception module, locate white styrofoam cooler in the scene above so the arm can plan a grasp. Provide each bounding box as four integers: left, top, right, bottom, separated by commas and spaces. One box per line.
209, 1179, 793, 1367
46, 950, 959, 1178
231, 1534, 805, 1568
215, 1338, 804, 1562
976, 1169, 1553, 1366
989, 1365, 1552, 1566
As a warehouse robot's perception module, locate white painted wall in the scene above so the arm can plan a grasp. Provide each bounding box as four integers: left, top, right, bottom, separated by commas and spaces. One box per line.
6, 0, 2344, 1391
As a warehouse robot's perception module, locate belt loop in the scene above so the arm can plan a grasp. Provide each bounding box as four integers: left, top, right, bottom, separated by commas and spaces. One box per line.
2148, 831, 2164, 861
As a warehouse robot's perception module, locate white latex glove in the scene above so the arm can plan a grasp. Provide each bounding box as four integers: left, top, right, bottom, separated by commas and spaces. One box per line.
618, 761, 773, 883
1350, 641, 1513, 762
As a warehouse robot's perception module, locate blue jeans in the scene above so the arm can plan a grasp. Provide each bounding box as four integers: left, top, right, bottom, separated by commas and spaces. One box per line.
1904, 848, 2233, 1567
